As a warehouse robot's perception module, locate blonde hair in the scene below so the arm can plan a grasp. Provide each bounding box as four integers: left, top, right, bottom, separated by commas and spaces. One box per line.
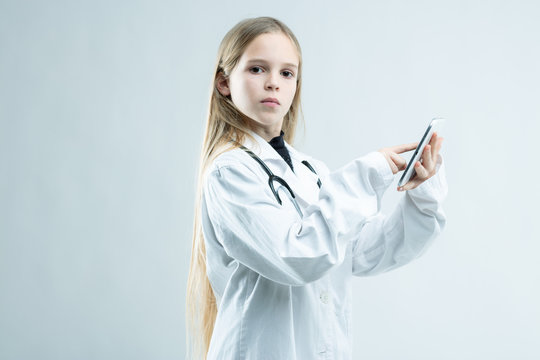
185, 16, 304, 359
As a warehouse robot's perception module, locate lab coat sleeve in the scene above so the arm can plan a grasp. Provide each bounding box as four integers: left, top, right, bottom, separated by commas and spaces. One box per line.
351, 155, 448, 276
203, 152, 393, 287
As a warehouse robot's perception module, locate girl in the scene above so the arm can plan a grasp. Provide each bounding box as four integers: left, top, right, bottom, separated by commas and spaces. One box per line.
187, 16, 447, 360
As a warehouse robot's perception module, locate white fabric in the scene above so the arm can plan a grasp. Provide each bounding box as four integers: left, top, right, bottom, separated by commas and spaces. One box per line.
201, 130, 448, 360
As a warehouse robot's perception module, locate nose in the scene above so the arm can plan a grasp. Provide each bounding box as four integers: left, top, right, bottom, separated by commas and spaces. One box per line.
265, 71, 280, 91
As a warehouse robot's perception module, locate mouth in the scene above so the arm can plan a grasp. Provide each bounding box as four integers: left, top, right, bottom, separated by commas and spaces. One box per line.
261, 98, 280, 105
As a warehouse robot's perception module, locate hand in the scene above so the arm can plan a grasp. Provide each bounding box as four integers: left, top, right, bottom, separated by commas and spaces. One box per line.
378, 142, 418, 174
378, 133, 444, 192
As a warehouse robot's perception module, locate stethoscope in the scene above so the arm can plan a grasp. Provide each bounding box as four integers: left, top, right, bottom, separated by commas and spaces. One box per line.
239, 145, 322, 218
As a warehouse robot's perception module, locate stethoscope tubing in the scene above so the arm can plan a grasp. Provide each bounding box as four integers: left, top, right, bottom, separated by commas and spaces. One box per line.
239, 144, 321, 218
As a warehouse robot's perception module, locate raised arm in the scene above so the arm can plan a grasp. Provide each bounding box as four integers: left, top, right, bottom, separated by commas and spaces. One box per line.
352, 149, 448, 276
202, 151, 393, 287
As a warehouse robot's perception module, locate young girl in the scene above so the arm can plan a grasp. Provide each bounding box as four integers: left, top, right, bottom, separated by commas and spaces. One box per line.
187, 16, 447, 360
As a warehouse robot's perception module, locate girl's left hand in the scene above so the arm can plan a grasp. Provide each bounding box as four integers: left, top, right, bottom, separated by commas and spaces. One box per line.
378, 133, 444, 192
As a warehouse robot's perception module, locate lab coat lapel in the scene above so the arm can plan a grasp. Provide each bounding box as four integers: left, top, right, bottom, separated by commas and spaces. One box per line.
284, 142, 321, 205
241, 130, 283, 163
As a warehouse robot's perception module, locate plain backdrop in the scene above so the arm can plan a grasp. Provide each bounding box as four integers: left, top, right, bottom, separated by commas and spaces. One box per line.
1, 0, 539, 359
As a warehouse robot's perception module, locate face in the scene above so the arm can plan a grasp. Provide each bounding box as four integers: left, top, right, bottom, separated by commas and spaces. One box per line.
218, 32, 299, 140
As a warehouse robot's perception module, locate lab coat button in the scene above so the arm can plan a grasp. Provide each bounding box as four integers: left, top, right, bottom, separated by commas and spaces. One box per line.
319, 290, 329, 304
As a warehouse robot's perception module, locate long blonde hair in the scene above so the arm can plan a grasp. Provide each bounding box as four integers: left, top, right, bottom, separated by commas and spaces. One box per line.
186, 16, 304, 359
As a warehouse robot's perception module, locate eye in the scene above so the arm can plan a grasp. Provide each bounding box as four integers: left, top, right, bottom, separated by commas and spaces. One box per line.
249, 66, 264, 74
282, 70, 295, 78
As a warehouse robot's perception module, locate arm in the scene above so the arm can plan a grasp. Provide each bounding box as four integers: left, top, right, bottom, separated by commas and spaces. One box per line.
352, 155, 448, 276
202, 152, 392, 287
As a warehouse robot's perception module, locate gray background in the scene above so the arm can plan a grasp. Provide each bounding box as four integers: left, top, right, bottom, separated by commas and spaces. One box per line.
1, 0, 539, 359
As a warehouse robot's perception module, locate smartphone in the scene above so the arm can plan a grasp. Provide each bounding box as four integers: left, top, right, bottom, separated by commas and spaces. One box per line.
398, 118, 446, 187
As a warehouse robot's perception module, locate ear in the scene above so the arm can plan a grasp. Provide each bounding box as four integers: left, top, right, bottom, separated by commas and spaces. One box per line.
216, 72, 231, 96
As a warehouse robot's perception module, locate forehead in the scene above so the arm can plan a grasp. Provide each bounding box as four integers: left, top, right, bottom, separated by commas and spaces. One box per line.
240, 32, 299, 67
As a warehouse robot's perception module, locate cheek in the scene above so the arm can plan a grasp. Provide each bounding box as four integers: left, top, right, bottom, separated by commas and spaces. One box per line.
243, 77, 259, 95
233, 77, 256, 101
286, 84, 297, 103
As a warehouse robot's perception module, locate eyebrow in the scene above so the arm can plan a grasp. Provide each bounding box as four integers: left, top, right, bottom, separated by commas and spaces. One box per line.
246, 58, 298, 69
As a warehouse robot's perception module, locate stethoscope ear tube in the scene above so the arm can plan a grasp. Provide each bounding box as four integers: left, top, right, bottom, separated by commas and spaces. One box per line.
302, 160, 322, 188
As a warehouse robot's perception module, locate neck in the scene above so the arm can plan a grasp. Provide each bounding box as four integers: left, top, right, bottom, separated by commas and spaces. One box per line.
249, 124, 282, 142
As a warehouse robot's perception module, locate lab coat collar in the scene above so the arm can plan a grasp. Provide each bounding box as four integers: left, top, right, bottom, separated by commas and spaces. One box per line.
240, 129, 309, 162
239, 129, 289, 162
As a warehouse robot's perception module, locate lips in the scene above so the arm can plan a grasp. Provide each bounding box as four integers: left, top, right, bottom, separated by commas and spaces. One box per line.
261, 97, 280, 105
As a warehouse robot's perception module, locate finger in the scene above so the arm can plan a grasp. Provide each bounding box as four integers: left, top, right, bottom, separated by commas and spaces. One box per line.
399, 162, 429, 191
434, 137, 443, 158
389, 152, 407, 171
399, 169, 423, 190
399, 178, 421, 191
430, 132, 438, 146
422, 144, 434, 170
429, 132, 439, 159
430, 137, 443, 167
385, 153, 399, 174
389, 142, 419, 154
413, 160, 430, 179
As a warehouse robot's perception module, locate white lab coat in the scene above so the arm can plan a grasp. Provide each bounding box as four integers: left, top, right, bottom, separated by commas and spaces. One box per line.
201, 130, 447, 360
